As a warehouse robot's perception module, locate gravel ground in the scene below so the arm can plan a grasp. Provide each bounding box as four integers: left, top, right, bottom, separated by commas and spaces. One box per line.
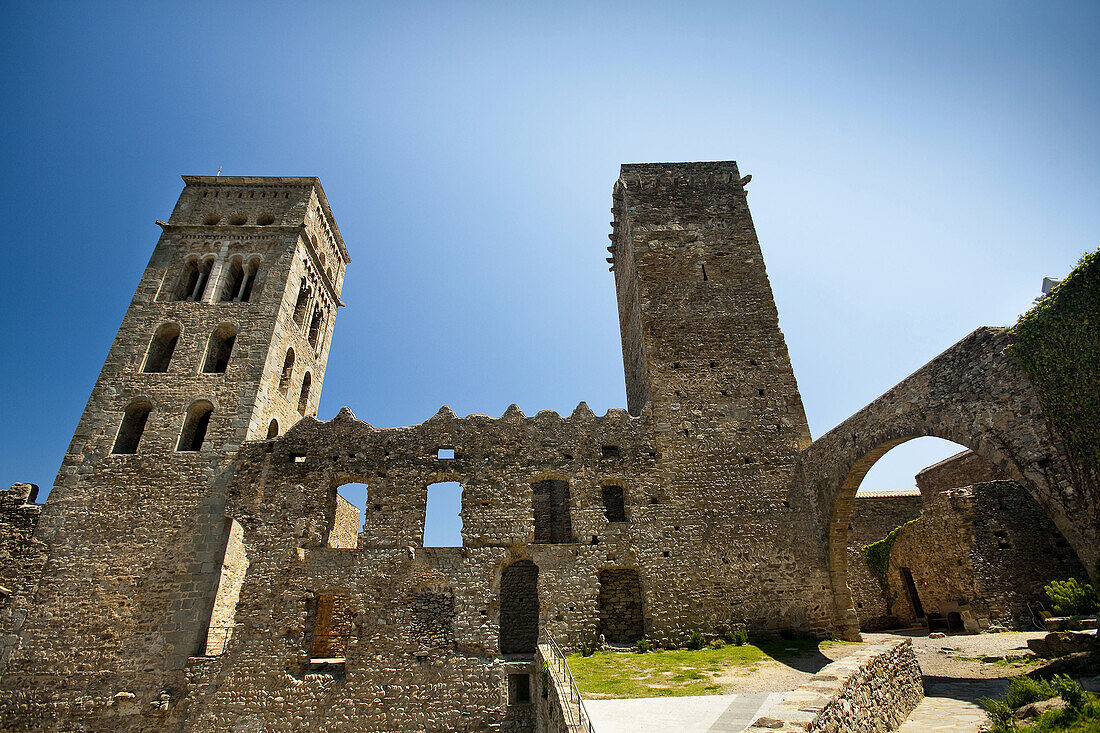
865, 629, 1049, 679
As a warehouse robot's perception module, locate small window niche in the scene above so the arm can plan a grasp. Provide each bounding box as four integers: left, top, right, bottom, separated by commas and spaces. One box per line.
177, 400, 214, 452
142, 322, 180, 373
266, 419, 279, 439
202, 324, 237, 374
437, 447, 455, 460
509, 673, 532, 705
112, 400, 153, 454
601, 484, 628, 523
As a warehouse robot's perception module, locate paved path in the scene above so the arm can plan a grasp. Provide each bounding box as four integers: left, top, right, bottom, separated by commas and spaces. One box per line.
585, 692, 786, 733
896, 679, 1008, 733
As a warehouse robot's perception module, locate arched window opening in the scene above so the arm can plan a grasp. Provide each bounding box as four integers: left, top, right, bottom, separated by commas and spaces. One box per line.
177, 400, 214, 452
279, 349, 295, 395
601, 484, 627, 523
425, 482, 463, 547
331, 482, 369, 548
500, 560, 539, 655
532, 479, 572, 543
142, 323, 180, 373
202, 324, 236, 374
598, 569, 643, 643
179, 258, 215, 302
266, 419, 279, 439
298, 372, 312, 415
112, 400, 153, 454
293, 279, 310, 324
175, 257, 201, 300
220, 257, 245, 302
308, 307, 323, 348
203, 518, 249, 656
239, 258, 260, 302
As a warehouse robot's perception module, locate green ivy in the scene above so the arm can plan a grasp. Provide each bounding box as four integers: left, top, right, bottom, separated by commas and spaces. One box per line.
1007, 248, 1100, 488
861, 519, 919, 611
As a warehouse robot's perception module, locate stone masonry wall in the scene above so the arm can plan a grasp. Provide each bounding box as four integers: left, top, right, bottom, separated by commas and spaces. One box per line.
888, 480, 1087, 630
745, 639, 922, 733
0, 484, 45, 672
916, 449, 1007, 496
845, 492, 923, 630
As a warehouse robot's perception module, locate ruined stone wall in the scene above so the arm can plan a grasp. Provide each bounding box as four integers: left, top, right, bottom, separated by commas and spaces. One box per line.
0, 484, 46, 672
845, 492, 923, 630
887, 480, 1086, 630
916, 449, 1006, 497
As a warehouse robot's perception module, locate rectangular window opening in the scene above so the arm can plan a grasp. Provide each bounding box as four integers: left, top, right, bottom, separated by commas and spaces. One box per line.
437, 447, 455, 460
509, 673, 532, 705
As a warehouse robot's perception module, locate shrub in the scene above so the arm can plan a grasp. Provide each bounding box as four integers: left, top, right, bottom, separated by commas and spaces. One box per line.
580, 642, 594, 657
1044, 578, 1099, 616
635, 639, 650, 653
708, 639, 725, 650
1004, 675, 1055, 709
731, 627, 749, 646
687, 631, 704, 650
979, 696, 1018, 732
1051, 674, 1087, 711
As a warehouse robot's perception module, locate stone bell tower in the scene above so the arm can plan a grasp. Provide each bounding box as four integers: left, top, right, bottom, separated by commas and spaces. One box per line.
0, 177, 349, 728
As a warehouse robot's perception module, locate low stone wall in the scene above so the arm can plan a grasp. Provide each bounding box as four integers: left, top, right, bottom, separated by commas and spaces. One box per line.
745, 638, 922, 732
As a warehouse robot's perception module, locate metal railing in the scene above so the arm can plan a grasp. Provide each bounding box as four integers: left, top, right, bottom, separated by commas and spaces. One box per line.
544, 633, 596, 733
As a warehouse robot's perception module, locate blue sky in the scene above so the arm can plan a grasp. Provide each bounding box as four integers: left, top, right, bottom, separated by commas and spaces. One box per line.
1, 2, 1097, 529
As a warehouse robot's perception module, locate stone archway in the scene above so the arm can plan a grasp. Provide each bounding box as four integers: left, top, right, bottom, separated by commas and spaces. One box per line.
796, 328, 1095, 640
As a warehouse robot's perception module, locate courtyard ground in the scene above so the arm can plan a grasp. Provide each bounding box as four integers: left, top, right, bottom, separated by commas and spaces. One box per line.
574, 629, 1055, 732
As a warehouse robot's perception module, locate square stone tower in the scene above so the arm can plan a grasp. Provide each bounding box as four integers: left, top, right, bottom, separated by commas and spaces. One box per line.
611, 163, 827, 633
0, 177, 349, 728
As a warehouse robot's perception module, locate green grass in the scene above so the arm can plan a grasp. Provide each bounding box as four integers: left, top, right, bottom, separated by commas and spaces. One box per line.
566, 639, 855, 699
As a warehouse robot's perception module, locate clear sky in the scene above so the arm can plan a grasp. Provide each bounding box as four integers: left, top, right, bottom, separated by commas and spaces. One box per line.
1, 2, 1097, 520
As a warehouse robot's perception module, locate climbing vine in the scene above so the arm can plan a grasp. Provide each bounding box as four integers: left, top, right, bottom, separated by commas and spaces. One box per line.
861, 518, 919, 613
1007, 248, 1100, 489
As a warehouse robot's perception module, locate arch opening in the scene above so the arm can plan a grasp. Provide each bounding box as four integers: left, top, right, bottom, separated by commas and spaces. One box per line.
112, 400, 153, 454
202, 324, 236, 374
832, 434, 1085, 638
177, 400, 214, 452
142, 323, 180, 373
278, 349, 295, 395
